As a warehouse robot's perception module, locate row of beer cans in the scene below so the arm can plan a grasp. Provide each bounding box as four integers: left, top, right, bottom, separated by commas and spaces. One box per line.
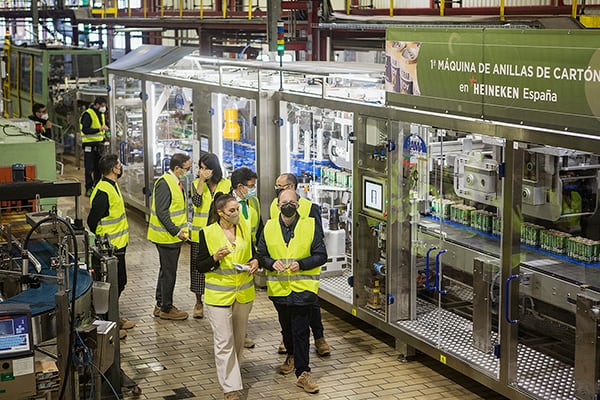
431, 199, 599, 263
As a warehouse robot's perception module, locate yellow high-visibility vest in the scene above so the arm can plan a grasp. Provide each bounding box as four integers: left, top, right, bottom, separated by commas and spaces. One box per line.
190, 178, 231, 242
90, 180, 129, 249
263, 217, 320, 297
147, 173, 187, 244
243, 196, 261, 246
80, 108, 105, 143
203, 221, 255, 306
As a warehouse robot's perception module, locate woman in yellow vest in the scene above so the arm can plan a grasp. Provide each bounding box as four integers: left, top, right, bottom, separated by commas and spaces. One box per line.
190, 153, 231, 319
195, 193, 258, 400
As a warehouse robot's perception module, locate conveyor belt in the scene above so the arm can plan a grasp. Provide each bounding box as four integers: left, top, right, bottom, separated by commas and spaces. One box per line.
4, 240, 93, 317
396, 299, 575, 400
420, 217, 600, 293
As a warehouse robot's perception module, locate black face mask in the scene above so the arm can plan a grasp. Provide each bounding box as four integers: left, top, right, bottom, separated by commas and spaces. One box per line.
281, 204, 297, 217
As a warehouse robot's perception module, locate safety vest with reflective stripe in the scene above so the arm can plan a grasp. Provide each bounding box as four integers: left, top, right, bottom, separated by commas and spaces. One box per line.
242, 196, 260, 246
80, 108, 106, 143
203, 222, 255, 306
269, 196, 312, 219
147, 173, 187, 244
190, 178, 231, 242
264, 217, 320, 297
90, 180, 129, 249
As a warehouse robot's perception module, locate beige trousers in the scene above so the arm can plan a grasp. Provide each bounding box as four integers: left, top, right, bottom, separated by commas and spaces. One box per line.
206, 301, 253, 393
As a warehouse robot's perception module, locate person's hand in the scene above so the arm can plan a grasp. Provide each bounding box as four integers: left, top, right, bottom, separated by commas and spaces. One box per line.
45, 121, 53, 129
199, 168, 212, 181
272, 259, 287, 272
178, 230, 189, 241
288, 261, 300, 272
213, 246, 231, 262
100, 125, 109, 132
247, 259, 259, 274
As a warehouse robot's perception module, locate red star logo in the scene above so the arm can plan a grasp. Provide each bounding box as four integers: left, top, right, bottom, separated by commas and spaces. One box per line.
469, 75, 477, 86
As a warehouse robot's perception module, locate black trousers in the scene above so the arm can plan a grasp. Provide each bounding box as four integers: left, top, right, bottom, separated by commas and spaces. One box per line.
274, 302, 312, 377
310, 301, 324, 340
83, 145, 102, 191
114, 247, 127, 296
154, 243, 182, 312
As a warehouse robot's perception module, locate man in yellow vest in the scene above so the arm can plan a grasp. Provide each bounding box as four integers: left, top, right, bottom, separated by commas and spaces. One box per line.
80, 97, 110, 197
258, 189, 327, 394
231, 167, 263, 349
270, 173, 331, 357
88, 154, 134, 340
148, 153, 191, 321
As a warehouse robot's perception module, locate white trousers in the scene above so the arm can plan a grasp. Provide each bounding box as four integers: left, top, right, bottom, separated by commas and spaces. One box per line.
206, 301, 253, 393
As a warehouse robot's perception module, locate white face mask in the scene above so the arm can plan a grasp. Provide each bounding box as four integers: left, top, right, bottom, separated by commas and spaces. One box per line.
98, 106, 107, 113
40, 113, 49, 120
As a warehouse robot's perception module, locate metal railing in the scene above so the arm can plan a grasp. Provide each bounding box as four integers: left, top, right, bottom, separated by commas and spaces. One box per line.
0, 0, 598, 19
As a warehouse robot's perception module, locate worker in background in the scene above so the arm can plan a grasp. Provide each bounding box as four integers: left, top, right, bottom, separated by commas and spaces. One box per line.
230, 167, 263, 349
560, 184, 583, 234
80, 96, 110, 197
28, 103, 53, 139
270, 173, 331, 357
189, 152, 231, 319
194, 192, 258, 400
258, 189, 327, 394
148, 152, 191, 321
87, 154, 134, 340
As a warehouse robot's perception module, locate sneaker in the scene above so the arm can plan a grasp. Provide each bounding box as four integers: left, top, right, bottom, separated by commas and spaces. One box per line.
193, 303, 204, 319
244, 336, 256, 349
120, 318, 135, 330
223, 392, 240, 400
296, 371, 319, 393
315, 337, 330, 356
153, 306, 160, 317
159, 305, 188, 320
277, 339, 287, 354
119, 329, 127, 340
278, 354, 294, 375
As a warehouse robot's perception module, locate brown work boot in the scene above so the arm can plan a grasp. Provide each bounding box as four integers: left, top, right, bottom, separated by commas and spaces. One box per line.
315, 337, 330, 356
223, 391, 240, 400
120, 318, 135, 330
278, 354, 294, 375
277, 339, 287, 354
193, 303, 204, 319
296, 371, 319, 393
244, 336, 256, 349
159, 305, 188, 320
153, 305, 160, 317
119, 329, 127, 340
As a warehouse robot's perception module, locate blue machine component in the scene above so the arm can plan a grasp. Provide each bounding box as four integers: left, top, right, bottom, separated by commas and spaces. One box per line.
4, 241, 93, 317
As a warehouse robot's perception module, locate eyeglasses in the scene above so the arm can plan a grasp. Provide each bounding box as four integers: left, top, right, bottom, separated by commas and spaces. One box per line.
279, 201, 298, 208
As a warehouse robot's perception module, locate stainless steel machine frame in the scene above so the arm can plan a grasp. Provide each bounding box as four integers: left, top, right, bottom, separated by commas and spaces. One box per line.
107, 51, 600, 400
107, 53, 276, 215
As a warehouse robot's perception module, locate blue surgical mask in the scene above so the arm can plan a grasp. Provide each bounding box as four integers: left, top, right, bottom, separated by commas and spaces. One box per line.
245, 187, 257, 199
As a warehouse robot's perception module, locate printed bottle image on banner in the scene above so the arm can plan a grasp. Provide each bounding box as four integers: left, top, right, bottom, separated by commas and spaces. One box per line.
385, 41, 422, 96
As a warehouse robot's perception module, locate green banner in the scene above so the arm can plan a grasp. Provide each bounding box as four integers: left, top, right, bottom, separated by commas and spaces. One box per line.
386, 28, 600, 136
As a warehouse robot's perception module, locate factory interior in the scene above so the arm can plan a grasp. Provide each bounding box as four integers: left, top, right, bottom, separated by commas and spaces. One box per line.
0, 1, 600, 399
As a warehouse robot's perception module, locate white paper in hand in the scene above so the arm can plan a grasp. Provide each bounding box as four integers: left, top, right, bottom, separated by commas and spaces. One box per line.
234, 263, 251, 271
